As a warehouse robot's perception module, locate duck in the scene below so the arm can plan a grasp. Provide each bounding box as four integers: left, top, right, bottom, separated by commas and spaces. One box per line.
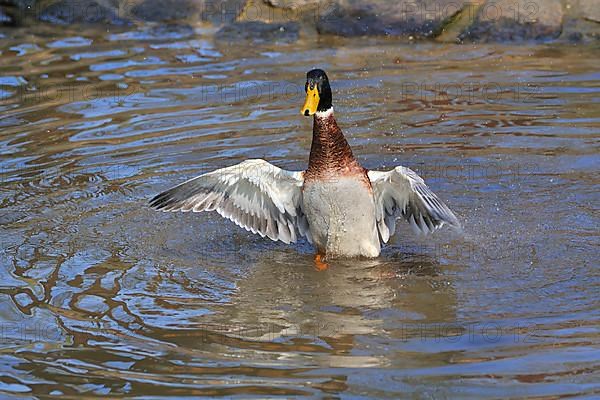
150, 69, 460, 267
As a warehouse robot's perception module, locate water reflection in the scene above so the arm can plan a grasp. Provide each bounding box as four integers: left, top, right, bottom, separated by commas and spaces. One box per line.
216, 251, 453, 344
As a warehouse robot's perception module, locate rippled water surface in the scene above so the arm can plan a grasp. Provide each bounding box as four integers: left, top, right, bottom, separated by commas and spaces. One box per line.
1, 24, 599, 398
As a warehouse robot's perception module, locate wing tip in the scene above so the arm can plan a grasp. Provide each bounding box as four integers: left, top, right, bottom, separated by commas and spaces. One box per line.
149, 189, 177, 211
444, 208, 462, 231
447, 219, 463, 234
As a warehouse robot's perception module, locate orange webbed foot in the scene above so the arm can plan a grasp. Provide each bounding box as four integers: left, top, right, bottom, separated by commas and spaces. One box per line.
314, 254, 329, 271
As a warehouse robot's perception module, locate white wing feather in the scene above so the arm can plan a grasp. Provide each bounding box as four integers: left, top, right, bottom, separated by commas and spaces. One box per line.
150, 159, 311, 244
368, 166, 460, 242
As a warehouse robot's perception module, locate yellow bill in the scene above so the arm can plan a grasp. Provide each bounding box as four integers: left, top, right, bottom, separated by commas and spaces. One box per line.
301, 85, 320, 116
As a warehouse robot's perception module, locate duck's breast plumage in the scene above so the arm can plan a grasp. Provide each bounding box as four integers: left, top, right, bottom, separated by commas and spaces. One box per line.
302, 174, 380, 258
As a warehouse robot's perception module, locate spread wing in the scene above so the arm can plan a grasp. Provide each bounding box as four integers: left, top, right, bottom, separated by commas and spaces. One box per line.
150, 159, 311, 244
368, 166, 460, 242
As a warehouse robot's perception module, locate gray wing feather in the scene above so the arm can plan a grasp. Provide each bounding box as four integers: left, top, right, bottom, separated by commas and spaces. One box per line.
368, 166, 460, 242
150, 159, 311, 244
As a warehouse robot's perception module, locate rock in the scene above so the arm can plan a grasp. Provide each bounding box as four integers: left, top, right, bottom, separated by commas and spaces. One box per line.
233, 0, 320, 35
264, 0, 319, 7
0, 7, 15, 25
6, 0, 35, 7
460, 0, 563, 42
0, 1, 20, 26
201, 0, 247, 23
316, 0, 466, 37
216, 20, 299, 42
0, 1, 34, 26
3, 0, 594, 45
579, 0, 600, 23
130, 0, 246, 24
38, 0, 128, 24
558, 0, 600, 43
19, 0, 247, 25
130, 0, 197, 22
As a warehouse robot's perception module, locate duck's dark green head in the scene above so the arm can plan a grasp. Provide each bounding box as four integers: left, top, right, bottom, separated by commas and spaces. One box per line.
301, 69, 333, 116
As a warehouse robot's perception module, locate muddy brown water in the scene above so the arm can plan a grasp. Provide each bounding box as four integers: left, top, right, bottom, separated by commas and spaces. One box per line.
0, 24, 599, 398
